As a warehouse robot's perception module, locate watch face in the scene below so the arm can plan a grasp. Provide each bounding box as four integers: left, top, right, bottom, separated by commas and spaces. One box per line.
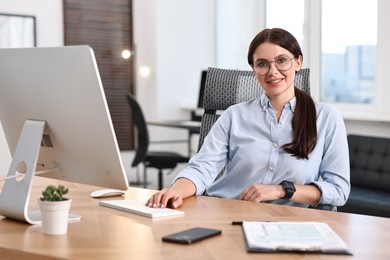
284, 181, 296, 192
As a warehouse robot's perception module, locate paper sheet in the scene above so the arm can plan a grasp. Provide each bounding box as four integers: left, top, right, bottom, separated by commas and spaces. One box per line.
242, 221, 351, 254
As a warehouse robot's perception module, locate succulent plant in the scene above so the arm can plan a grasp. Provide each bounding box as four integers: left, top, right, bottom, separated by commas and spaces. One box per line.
40, 184, 69, 201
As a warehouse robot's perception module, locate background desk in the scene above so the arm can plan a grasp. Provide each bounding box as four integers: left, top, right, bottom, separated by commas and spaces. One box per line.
148, 120, 201, 155
1, 177, 390, 259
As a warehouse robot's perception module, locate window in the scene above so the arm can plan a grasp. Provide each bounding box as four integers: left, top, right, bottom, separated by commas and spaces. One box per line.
0, 13, 36, 48
216, 0, 389, 121
266, 0, 377, 105
321, 0, 377, 104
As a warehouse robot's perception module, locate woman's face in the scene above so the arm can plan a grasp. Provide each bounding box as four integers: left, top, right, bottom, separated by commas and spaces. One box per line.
252, 42, 302, 101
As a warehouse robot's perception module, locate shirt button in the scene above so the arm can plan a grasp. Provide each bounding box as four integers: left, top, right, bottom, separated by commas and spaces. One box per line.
269, 166, 274, 171
273, 143, 278, 148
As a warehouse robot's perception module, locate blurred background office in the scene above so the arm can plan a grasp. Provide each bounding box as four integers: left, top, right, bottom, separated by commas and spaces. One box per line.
1, 0, 389, 188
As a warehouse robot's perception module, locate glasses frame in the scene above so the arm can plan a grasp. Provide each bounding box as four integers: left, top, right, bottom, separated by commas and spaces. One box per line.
253, 56, 296, 76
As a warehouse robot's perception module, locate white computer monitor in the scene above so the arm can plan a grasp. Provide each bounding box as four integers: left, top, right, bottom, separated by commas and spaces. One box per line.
0, 46, 129, 224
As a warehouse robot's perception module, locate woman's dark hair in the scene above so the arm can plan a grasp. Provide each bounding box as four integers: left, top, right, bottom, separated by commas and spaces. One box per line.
248, 28, 317, 159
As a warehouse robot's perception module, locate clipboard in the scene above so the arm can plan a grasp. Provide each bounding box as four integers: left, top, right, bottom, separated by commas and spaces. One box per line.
241, 221, 352, 255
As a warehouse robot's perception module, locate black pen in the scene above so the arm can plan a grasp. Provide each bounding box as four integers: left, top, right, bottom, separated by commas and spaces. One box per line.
231, 220, 272, 225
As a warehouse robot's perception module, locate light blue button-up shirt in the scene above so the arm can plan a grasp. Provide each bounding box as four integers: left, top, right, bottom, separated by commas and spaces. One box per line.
174, 94, 350, 207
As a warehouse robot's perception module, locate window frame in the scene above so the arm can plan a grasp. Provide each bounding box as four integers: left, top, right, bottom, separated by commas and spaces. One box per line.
307, 0, 390, 122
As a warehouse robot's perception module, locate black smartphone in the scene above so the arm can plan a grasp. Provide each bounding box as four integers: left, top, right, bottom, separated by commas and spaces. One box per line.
162, 227, 222, 244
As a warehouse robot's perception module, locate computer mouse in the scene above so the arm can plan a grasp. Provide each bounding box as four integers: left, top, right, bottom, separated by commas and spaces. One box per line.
90, 189, 126, 198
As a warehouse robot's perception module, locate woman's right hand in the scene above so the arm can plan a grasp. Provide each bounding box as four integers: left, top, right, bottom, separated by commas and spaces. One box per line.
145, 178, 196, 209
145, 188, 184, 209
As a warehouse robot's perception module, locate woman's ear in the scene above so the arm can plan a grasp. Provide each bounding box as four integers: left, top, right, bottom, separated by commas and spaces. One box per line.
295, 55, 303, 71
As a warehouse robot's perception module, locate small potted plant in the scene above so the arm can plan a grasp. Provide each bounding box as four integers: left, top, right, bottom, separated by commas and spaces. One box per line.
38, 184, 72, 235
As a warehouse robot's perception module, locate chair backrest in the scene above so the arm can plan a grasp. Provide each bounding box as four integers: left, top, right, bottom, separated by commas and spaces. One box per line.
348, 134, 390, 192
197, 70, 208, 108
127, 93, 149, 167
197, 67, 310, 151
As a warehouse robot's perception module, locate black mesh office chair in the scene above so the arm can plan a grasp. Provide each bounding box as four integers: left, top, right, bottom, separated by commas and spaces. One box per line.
127, 94, 189, 190
196, 67, 336, 211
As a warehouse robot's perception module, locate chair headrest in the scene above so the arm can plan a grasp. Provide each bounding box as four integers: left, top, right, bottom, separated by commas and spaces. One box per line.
202, 67, 310, 111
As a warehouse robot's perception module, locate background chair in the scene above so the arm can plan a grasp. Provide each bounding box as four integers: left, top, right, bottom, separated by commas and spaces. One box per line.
196, 67, 335, 211
127, 93, 189, 189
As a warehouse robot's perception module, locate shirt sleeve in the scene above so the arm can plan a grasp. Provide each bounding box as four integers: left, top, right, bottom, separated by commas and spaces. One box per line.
311, 105, 351, 206
172, 108, 233, 195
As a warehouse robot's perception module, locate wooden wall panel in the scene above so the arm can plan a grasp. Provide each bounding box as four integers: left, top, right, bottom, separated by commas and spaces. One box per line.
63, 0, 134, 150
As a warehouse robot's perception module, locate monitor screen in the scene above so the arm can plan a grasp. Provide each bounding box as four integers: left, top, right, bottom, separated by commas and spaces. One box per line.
191, 70, 207, 122
0, 46, 129, 190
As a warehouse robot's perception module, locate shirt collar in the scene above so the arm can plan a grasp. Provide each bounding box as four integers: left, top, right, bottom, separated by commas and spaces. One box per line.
259, 94, 297, 112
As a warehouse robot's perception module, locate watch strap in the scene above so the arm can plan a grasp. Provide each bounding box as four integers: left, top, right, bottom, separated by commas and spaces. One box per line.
280, 180, 296, 199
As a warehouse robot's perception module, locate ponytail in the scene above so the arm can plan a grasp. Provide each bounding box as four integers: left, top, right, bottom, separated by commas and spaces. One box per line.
282, 87, 317, 159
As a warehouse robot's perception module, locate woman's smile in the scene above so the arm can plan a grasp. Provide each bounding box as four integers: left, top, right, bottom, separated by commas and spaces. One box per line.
266, 77, 284, 86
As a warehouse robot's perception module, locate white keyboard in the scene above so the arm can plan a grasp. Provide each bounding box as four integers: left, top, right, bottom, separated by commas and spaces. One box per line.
99, 199, 185, 218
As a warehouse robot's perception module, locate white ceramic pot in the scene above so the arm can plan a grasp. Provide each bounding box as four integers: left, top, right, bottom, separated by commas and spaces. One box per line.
38, 199, 72, 235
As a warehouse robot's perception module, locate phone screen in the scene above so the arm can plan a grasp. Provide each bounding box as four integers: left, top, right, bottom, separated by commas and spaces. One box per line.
162, 227, 222, 244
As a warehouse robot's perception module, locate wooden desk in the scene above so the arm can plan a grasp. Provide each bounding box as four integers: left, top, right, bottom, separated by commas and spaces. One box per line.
1, 177, 389, 259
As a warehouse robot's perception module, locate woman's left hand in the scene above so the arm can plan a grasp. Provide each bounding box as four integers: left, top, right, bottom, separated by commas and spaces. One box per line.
239, 184, 285, 202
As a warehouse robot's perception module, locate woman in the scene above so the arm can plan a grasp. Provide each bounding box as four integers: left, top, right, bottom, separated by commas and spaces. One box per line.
146, 28, 350, 209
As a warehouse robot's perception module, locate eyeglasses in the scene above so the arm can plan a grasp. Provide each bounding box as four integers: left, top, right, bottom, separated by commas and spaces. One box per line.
253, 55, 295, 76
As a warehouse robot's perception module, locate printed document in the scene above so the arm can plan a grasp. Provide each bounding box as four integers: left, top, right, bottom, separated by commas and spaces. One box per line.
242, 221, 351, 254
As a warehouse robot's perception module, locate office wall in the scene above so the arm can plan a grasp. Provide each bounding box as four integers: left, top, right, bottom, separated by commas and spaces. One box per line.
345, 120, 390, 138
133, 0, 215, 121
0, 0, 64, 46
133, 0, 215, 153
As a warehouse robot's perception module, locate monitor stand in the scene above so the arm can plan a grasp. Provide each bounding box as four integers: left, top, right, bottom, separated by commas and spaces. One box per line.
0, 120, 82, 224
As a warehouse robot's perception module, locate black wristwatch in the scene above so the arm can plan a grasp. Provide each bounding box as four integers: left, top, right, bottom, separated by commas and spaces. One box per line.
280, 181, 296, 199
